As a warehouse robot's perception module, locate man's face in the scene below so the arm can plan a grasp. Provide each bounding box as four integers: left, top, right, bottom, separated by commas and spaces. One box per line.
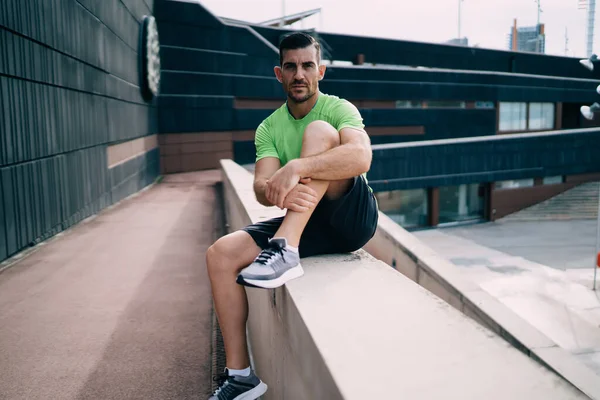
275, 46, 326, 104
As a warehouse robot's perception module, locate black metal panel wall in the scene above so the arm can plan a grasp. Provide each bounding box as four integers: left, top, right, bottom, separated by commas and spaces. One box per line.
368, 129, 600, 192
0, 0, 158, 262
253, 25, 600, 81
156, 0, 596, 168
159, 68, 597, 103
110, 148, 160, 204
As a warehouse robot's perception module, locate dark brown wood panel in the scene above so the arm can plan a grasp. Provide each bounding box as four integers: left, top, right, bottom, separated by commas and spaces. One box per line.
158, 132, 233, 144
492, 184, 575, 219
428, 188, 440, 226
234, 99, 284, 109
566, 172, 600, 184
490, 172, 600, 219
367, 126, 425, 136
159, 133, 235, 173
555, 103, 563, 129
232, 131, 256, 142
160, 150, 234, 174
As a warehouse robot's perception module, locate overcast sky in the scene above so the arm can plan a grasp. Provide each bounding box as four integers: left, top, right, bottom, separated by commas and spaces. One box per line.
198, 0, 595, 58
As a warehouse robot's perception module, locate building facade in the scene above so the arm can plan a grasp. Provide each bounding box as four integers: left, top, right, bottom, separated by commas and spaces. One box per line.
155, 1, 600, 231
2, 0, 600, 264
508, 19, 546, 53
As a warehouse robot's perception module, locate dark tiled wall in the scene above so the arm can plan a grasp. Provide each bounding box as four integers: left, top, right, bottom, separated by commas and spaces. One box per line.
0, 0, 158, 262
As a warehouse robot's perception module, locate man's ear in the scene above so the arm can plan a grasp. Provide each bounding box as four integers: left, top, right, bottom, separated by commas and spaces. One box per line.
318, 64, 327, 81
274, 66, 283, 83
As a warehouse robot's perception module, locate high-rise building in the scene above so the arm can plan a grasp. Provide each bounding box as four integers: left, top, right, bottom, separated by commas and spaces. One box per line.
445, 37, 469, 46
508, 19, 545, 53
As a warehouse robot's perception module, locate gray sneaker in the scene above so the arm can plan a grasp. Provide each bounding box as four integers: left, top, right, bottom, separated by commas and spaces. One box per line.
236, 238, 304, 289
209, 369, 267, 400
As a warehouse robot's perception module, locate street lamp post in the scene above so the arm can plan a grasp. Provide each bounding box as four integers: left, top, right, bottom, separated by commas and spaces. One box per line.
595, 189, 599, 290
279, 0, 285, 28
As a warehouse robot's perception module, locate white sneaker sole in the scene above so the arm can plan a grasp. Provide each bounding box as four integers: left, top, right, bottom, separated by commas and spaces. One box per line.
244, 264, 304, 289
233, 381, 268, 399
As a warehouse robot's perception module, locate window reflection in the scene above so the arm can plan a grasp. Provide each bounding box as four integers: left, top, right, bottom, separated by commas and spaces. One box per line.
499, 102, 555, 132
499, 102, 527, 131
375, 189, 428, 229
438, 184, 485, 224
528, 103, 554, 130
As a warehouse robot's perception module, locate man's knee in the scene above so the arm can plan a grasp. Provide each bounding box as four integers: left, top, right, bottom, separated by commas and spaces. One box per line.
301, 121, 340, 155
206, 235, 236, 277
206, 231, 260, 277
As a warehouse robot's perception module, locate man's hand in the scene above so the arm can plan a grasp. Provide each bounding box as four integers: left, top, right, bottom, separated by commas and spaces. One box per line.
265, 161, 304, 208
282, 180, 318, 212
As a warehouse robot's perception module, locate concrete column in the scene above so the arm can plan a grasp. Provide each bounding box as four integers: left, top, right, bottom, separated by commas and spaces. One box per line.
487, 183, 496, 221
428, 188, 440, 226
555, 103, 563, 129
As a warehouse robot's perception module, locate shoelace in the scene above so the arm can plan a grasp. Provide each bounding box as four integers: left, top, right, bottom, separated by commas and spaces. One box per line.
212, 372, 230, 396
254, 244, 286, 266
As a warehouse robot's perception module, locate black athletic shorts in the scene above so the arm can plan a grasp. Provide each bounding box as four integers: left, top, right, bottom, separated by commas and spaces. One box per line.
242, 175, 379, 258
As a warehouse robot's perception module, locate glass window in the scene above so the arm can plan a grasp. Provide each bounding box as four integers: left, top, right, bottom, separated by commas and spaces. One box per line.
426, 100, 466, 108
528, 103, 554, 130
499, 102, 527, 132
497, 179, 535, 189
375, 189, 428, 229
395, 101, 422, 108
438, 184, 485, 224
543, 176, 564, 185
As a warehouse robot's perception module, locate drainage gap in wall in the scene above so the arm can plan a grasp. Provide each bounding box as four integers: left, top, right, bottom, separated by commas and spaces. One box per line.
211, 181, 228, 392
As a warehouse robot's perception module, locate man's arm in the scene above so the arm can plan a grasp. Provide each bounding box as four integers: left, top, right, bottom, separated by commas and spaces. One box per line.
290, 127, 372, 180
253, 157, 281, 207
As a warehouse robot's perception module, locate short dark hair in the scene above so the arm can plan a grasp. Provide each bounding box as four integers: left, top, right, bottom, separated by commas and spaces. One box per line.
279, 32, 321, 66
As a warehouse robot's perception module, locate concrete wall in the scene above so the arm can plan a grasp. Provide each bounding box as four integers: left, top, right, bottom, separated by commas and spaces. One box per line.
364, 214, 600, 399
0, 0, 159, 263
221, 159, 588, 400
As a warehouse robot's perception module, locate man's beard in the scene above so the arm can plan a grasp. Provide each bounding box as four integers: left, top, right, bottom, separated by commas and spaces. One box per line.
287, 88, 315, 104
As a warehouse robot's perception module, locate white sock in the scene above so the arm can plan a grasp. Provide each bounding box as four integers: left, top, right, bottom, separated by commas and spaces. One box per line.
228, 367, 251, 377
271, 237, 298, 253
286, 244, 299, 253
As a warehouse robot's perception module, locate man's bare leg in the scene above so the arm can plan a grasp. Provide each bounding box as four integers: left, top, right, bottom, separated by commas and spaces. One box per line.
273, 120, 352, 246
206, 231, 261, 369
210, 121, 354, 366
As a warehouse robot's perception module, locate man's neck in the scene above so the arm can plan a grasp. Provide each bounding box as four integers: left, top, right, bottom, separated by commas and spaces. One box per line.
287, 92, 320, 120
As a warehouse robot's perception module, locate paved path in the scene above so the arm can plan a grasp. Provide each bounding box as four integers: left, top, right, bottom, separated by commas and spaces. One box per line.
415, 226, 600, 376
439, 219, 597, 270
0, 171, 220, 400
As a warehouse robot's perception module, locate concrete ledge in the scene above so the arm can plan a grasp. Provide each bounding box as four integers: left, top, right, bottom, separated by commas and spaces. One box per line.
364, 212, 600, 400
220, 159, 591, 399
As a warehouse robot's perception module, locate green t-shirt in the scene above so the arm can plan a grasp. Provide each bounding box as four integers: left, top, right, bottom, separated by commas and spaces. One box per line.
255, 93, 366, 167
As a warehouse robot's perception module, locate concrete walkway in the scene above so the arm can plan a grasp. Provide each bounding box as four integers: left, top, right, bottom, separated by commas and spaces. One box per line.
0, 171, 220, 400
415, 227, 600, 377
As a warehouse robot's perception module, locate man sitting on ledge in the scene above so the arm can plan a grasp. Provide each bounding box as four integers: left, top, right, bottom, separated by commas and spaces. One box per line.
207, 32, 378, 400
